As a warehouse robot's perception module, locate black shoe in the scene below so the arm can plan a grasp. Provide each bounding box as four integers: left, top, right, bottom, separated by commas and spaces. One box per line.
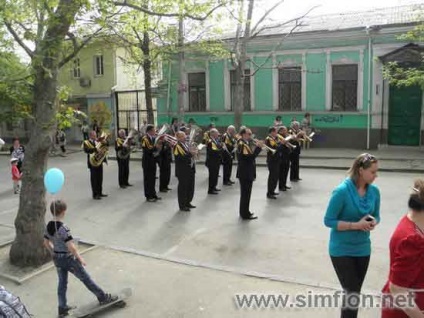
208, 191, 219, 195
100, 194, 108, 197
154, 196, 162, 200
285, 186, 291, 189
267, 195, 277, 200
159, 189, 168, 193
120, 186, 127, 189
229, 180, 236, 184
99, 293, 118, 305
214, 188, 221, 192
241, 214, 258, 220
223, 182, 232, 186
271, 192, 279, 196
166, 187, 172, 191
93, 196, 102, 200
147, 198, 157, 202
180, 207, 190, 212
187, 204, 196, 208
58, 305, 75, 317
126, 183, 133, 187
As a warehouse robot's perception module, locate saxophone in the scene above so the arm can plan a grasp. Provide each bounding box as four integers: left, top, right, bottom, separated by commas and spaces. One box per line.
89, 134, 109, 167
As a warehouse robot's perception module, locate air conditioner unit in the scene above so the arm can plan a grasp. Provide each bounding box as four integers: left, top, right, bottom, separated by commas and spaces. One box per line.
79, 77, 91, 87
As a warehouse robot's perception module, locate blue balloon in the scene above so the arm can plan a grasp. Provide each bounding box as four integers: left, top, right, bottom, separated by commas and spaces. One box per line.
44, 168, 65, 194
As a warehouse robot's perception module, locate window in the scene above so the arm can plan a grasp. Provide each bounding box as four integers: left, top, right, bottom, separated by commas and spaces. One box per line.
72, 58, 80, 78
94, 55, 104, 76
230, 69, 251, 111
279, 67, 301, 111
188, 72, 206, 112
332, 64, 358, 111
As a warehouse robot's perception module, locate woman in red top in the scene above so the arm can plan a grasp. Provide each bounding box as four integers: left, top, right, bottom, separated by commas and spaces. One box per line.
382, 179, 424, 318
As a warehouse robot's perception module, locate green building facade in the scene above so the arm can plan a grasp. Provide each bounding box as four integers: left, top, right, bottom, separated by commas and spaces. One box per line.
157, 5, 423, 149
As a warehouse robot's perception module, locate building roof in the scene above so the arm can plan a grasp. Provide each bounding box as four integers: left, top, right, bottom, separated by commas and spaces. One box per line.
228, 4, 424, 39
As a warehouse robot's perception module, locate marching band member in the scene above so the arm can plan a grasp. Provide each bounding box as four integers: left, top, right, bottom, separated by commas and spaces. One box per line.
174, 132, 196, 212
115, 129, 133, 189
202, 123, 215, 169
265, 127, 281, 199
277, 126, 292, 191
141, 125, 161, 202
158, 134, 172, 193
83, 131, 108, 200
207, 128, 222, 195
237, 127, 262, 220
289, 121, 302, 182
221, 125, 236, 186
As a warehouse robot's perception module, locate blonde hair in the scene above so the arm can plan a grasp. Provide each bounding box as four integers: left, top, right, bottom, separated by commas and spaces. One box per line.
347, 153, 378, 183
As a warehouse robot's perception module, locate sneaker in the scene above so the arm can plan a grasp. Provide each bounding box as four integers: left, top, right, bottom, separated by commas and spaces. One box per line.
99, 293, 118, 305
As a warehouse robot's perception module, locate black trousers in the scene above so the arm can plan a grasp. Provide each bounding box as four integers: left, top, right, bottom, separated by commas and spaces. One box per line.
90, 165, 103, 197
143, 160, 157, 199
188, 172, 195, 203
117, 158, 130, 187
208, 162, 220, 191
279, 156, 290, 189
267, 160, 280, 195
331, 256, 370, 318
159, 159, 171, 191
290, 153, 300, 180
239, 179, 253, 218
222, 155, 233, 184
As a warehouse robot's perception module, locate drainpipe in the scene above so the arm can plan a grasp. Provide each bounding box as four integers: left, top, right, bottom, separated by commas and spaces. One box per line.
366, 26, 373, 150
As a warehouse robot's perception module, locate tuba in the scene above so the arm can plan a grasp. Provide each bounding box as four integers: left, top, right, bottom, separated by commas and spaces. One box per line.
117, 129, 138, 160
188, 125, 202, 159
90, 133, 109, 167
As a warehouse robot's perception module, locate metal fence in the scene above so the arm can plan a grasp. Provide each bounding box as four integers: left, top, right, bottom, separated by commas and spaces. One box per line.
115, 90, 157, 132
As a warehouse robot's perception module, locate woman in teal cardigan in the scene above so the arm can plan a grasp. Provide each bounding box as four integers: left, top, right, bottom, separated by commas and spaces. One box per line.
324, 153, 380, 318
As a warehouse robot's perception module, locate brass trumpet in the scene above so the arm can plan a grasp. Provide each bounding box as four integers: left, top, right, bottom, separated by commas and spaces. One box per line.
253, 138, 277, 154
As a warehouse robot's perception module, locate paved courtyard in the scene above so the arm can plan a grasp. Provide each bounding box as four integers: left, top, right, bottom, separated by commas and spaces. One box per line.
0, 152, 418, 294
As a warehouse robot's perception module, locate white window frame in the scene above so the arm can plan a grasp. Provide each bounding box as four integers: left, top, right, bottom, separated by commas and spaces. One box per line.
325, 50, 364, 111
72, 58, 80, 79
94, 55, 104, 77
273, 57, 306, 111
226, 66, 253, 112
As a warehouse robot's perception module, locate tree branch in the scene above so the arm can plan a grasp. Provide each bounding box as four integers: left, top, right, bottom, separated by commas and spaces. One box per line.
113, 1, 224, 21
249, 21, 300, 77
4, 22, 34, 58
58, 28, 103, 68
250, 5, 318, 38
250, 0, 285, 36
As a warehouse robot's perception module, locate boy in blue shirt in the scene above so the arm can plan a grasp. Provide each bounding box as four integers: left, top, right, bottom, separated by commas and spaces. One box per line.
44, 200, 116, 317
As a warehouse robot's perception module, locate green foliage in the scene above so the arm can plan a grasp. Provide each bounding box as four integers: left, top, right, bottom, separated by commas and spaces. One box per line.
383, 23, 424, 88
383, 61, 424, 88
89, 101, 112, 132
0, 51, 32, 125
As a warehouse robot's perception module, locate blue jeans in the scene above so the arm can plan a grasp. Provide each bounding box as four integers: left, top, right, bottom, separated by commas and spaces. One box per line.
53, 254, 106, 309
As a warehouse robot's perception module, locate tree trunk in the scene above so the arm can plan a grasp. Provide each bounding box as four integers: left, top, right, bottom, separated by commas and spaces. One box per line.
141, 31, 154, 125
9, 0, 83, 267
177, 16, 185, 123
233, 0, 254, 130
234, 62, 245, 129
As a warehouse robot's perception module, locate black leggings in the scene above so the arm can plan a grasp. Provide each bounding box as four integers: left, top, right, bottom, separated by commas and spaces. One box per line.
331, 256, 370, 318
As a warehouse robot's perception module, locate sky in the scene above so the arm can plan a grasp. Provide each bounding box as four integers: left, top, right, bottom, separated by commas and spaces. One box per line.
259, 0, 423, 21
